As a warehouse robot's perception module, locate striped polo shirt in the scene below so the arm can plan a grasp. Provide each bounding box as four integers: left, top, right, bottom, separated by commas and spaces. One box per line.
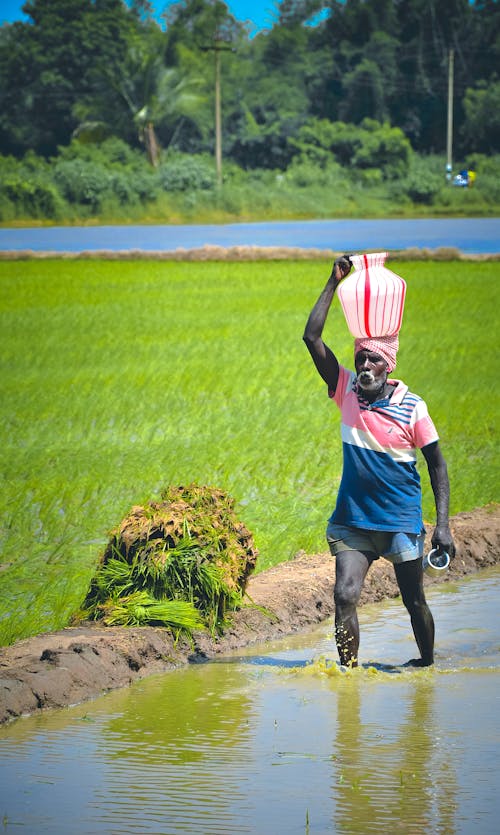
328, 365, 439, 534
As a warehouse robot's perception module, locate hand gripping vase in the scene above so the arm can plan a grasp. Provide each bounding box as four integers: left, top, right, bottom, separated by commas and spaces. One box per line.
337, 252, 406, 338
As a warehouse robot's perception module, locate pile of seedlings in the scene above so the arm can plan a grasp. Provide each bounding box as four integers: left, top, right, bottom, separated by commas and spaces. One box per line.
82, 484, 259, 639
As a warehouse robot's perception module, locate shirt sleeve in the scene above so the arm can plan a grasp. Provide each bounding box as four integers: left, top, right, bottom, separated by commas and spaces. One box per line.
328, 365, 355, 408
411, 399, 439, 448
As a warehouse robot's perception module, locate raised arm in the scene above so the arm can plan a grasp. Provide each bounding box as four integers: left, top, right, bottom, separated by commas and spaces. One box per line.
303, 256, 352, 391
421, 441, 456, 559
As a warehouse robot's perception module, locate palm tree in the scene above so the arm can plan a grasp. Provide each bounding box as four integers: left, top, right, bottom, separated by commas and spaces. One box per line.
74, 32, 204, 166
116, 43, 204, 166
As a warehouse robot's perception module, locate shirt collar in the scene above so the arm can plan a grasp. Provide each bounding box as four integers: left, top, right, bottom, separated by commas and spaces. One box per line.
352, 377, 408, 406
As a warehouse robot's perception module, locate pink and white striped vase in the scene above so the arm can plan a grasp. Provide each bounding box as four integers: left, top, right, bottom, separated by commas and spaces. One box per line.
337, 252, 406, 338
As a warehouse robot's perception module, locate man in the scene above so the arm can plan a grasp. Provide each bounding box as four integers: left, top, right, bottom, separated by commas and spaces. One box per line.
303, 256, 455, 668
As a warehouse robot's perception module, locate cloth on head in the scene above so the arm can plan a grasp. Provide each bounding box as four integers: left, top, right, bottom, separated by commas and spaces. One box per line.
354, 334, 399, 372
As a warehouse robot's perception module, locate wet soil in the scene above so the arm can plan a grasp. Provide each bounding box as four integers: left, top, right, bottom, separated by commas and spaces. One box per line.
1, 505, 498, 724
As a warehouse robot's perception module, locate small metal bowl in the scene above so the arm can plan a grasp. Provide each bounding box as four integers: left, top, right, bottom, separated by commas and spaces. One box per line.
423, 548, 450, 577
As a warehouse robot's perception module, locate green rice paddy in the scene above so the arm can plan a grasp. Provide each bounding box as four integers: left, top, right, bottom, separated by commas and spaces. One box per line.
0, 259, 498, 645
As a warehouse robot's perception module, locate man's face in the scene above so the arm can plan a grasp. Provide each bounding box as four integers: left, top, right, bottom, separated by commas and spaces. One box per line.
355, 350, 388, 393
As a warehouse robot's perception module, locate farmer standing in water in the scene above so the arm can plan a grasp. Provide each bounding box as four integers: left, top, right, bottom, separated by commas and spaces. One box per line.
303, 256, 455, 668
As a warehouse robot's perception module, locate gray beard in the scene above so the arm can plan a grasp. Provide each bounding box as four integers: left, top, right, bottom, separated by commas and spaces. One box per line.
357, 371, 385, 394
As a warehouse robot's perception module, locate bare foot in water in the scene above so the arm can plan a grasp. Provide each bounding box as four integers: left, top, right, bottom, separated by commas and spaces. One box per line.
403, 658, 434, 668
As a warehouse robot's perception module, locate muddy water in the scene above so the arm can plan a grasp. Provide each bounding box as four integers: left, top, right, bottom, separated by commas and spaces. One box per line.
1, 569, 499, 835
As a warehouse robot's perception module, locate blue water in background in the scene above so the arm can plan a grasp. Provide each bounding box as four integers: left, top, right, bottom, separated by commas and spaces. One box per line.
1, 217, 499, 254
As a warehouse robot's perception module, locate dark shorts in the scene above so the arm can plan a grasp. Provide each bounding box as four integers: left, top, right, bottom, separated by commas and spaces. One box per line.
326, 521, 425, 565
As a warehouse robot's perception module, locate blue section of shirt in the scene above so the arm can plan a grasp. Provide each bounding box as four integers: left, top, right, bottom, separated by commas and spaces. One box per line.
330, 437, 424, 534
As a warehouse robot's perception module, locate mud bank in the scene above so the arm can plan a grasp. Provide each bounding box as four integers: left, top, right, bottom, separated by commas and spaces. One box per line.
1, 246, 499, 262
1, 506, 498, 724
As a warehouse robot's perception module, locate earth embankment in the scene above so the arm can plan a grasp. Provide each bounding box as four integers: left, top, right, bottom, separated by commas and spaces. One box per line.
1, 505, 498, 724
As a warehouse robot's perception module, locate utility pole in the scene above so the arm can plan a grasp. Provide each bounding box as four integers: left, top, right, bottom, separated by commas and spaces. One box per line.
201, 37, 233, 187
446, 48, 454, 181
214, 43, 222, 186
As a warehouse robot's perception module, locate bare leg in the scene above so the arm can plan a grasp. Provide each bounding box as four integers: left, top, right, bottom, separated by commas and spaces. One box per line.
394, 559, 435, 666
334, 550, 373, 667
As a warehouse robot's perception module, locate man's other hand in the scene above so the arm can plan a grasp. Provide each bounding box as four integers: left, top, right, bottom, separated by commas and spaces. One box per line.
431, 523, 456, 560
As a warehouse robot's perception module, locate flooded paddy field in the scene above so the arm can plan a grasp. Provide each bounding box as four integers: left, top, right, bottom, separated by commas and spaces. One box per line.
1, 567, 499, 835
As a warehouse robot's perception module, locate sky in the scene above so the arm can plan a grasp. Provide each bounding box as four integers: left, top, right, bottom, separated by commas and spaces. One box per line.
0, 1, 282, 33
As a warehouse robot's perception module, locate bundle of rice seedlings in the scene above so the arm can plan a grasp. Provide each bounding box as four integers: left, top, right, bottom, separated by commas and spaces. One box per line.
83, 484, 259, 634
97, 591, 206, 635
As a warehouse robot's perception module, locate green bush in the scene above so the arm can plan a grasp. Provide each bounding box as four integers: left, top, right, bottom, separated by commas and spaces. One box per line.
393, 156, 444, 205
404, 173, 442, 205
0, 143, 498, 222
1, 173, 63, 218
290, 117, 412, 180
157, 154, 216, 192
356, 167, 385, 186
285, 157, 346, 188
56, 137, 143, 167
52, 158, 112, 211
290, 119, 353, 167
126, 168, 160, 202
0, 192, 15, 221
351, 119, 412, 180
51, 138, 159, 210
0, 153, 65, 219
463, 154, 500, 203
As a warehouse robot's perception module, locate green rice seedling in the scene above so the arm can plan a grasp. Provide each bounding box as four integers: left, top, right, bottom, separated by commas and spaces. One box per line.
87, 537, 238, 633
90, 550, 136, 598
96, 590, 206, 635
83, 485, 256, 635
142, 537, 242, 632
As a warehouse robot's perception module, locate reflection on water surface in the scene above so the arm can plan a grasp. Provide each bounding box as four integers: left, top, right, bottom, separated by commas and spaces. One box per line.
1, 568, 499, 834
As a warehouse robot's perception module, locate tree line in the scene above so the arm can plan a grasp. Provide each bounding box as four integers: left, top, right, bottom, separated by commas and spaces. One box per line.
0, 0, 498, 166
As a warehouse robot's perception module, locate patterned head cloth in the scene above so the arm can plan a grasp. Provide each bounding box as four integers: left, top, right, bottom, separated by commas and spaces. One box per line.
354, 334, 399, 372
